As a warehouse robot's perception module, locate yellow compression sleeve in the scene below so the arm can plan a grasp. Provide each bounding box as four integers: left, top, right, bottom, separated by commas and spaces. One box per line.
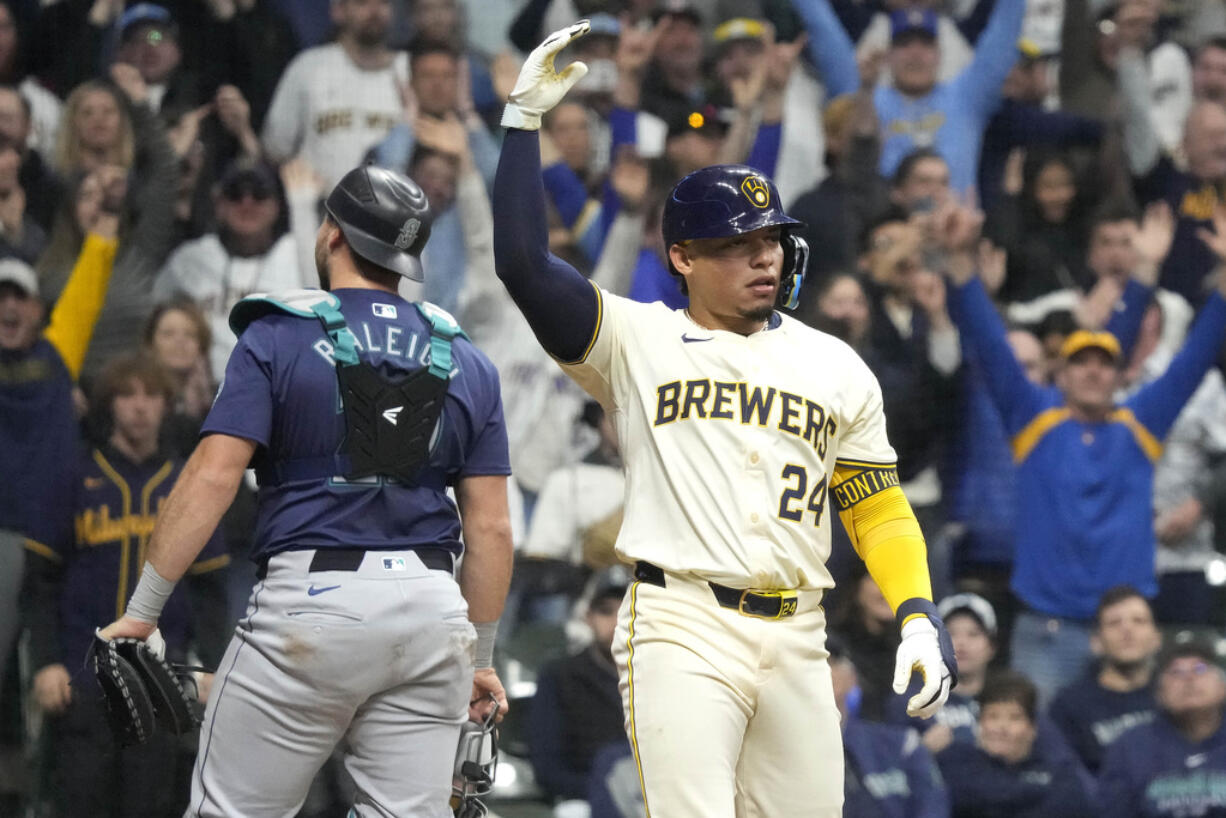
42, 233, 118, 379
831, 463, 932, 614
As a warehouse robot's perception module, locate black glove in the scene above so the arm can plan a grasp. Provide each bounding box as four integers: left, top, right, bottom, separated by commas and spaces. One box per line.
91, 633, 201, 746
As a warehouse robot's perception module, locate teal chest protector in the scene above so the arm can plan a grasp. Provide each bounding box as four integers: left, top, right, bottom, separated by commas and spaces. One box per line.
230, 291, 466, 485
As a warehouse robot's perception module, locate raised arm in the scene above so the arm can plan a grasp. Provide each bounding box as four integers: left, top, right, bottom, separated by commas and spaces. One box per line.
789, 0, 860, 98
940, 202, 1047, 432
43, 221, 118, 380
1131, 225, 1226, 438
1106, 202, 1174, 353
954, 0, 1026, 115
494, 23, 603, 363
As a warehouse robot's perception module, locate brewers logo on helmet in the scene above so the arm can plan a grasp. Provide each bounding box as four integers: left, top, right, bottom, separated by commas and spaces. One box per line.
662, 164, 810, 309
741, 175, 770, 208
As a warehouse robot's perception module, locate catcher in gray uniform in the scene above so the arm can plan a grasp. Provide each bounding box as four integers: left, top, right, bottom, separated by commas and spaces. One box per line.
99, 164, 513, 817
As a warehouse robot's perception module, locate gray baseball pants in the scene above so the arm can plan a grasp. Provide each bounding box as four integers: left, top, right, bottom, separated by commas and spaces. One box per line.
185, 548, 475, 818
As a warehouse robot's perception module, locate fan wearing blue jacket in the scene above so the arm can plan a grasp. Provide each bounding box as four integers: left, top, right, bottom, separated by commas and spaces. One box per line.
940, 200, 1226, 706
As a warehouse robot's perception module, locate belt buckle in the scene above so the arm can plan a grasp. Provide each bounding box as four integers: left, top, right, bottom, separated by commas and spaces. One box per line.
738, 589, 799, 620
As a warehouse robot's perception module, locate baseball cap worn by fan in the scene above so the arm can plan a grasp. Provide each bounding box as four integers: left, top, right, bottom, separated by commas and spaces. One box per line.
936, 592, 998, 638
890, 9, 938, 43
0, 257, 37, 297
1059, 330, 1121, 362
713, 17, 767, 47
118, 3, 178, 42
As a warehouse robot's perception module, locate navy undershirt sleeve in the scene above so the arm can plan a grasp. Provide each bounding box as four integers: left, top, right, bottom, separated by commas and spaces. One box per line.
494, 128, 602, 363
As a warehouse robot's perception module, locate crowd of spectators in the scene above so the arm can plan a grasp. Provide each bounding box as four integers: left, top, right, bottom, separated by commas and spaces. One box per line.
1, 0, 1226, 816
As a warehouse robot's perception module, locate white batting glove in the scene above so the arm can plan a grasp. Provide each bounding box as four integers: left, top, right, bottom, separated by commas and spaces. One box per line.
501, 21, 591, 131
893, 616, 955, 718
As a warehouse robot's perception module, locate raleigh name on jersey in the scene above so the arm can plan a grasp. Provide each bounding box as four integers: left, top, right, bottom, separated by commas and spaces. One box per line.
561, 289, 897, 592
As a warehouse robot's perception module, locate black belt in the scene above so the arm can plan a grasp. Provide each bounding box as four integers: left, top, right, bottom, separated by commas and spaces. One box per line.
634, 561, 799, 620
259, 547, 454, 579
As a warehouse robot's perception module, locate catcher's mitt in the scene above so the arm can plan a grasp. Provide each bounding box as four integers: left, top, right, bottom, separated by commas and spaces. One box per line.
91, 633, 201, 746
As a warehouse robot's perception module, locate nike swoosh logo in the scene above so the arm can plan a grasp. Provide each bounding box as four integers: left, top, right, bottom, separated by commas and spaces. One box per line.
307, 584, 341, 596
681, 334, 712, 343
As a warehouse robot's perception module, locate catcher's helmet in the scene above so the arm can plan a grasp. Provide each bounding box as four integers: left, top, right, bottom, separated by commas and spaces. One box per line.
661, 164, 809, 309
325, 165, 433, 281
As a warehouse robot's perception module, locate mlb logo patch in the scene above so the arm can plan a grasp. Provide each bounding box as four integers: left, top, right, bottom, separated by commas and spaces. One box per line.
382, 557, 408, 571
373, 303, 398, 319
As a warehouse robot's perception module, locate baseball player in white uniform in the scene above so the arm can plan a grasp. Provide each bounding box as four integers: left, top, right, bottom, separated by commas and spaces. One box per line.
492, 23, 959, 817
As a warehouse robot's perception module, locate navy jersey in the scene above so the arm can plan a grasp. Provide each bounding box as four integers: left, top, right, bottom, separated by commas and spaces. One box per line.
24, 446, 229, 671
202, 289, 510, 560
843, 719, 949, 818
1048, 674, 1155, 773
887, 687, 980, 746
1099, 716, 1226, 817
937, 734, 1094, 818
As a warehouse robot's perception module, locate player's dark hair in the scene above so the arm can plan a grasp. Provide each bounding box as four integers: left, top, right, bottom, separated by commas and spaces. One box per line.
323, 213, 402, 290
94, 351, 177, 412
891, 148, 945, 190
979, 670, 1038, 722
144, 296, 212, 362
1094, 584, 1150, 628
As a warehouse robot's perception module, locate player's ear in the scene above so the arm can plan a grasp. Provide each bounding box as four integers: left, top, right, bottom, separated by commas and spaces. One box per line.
326, 222, 345, 252
669, 242, 694, 276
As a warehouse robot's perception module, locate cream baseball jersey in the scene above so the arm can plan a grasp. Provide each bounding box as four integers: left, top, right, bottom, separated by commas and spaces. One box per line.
561, 287, 897, 591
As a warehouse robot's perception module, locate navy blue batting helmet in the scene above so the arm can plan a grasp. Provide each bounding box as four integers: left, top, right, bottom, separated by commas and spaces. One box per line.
662, 164, 809, 309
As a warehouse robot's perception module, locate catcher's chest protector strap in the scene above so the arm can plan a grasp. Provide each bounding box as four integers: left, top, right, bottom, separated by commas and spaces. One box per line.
231, 291, 466, 486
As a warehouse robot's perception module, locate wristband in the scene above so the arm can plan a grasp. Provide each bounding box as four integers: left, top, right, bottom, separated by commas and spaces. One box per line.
500, 104, 540, 131
125, 561, 176, 624
473, 621, 499, 668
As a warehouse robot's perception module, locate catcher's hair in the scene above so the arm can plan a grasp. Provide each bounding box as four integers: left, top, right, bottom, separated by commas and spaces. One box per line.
143, 296, 212, 362
978, 670, 1038, 723
1094, 584, 1150, 628
93, 350, 176, 411
322, 212, 402, 289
